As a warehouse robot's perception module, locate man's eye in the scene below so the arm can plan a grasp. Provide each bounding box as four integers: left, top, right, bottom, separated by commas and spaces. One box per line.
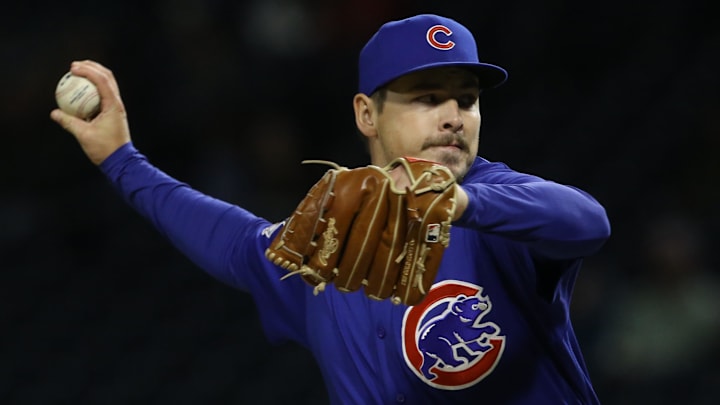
416, 94, 438, 104
459, 95, 478, 108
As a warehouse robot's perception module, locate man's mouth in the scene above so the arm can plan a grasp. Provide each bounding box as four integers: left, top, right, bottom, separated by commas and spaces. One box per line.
427, 143, 464, 152
422, 135, 468, 152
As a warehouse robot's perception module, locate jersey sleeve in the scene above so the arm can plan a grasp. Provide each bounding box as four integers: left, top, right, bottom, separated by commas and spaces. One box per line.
98, 143, 310, 345
455, 158, 611, 260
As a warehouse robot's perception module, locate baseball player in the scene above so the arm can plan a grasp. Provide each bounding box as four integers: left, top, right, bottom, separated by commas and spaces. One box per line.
51, 14, 611, 405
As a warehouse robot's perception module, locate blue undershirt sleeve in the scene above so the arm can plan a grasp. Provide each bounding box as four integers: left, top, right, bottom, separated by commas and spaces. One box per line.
98, 142, 267, 290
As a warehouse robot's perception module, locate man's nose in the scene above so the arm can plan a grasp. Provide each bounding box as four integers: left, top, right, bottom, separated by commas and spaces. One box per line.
440, 99, 463, 132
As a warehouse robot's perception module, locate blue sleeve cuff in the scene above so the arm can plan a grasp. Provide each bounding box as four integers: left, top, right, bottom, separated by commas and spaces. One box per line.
98, 142, 137, 176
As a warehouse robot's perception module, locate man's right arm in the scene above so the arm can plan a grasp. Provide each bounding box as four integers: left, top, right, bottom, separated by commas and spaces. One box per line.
99, 142, 268, 289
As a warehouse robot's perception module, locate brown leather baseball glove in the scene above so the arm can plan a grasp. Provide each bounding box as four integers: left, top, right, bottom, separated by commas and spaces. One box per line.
265, 157, 457, 306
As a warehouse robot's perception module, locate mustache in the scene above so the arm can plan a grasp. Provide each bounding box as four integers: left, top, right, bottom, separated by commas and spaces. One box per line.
421, 134, 469, 151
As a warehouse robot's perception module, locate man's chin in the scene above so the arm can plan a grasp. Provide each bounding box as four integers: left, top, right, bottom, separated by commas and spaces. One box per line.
425, 150, 472, 180
447, 164, 470, 182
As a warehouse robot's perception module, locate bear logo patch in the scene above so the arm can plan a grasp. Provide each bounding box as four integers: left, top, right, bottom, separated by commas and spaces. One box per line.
402, 280, 505, 390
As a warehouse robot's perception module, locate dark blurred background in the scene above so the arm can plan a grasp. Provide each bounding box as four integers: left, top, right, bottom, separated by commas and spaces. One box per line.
2, 0, 719, 404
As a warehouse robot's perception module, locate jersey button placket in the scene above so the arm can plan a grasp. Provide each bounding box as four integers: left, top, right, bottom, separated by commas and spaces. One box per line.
395, 393, 405, 403
376, 326, 386, 339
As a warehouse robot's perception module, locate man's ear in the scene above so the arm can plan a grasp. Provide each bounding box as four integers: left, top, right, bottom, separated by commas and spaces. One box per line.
353, 93, 377, 138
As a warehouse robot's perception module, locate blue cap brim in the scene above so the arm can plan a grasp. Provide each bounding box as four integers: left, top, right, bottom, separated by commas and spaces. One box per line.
388, 61, 508, 91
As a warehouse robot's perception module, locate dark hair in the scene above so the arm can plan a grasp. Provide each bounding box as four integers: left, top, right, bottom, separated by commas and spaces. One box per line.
371, 87, 387, 112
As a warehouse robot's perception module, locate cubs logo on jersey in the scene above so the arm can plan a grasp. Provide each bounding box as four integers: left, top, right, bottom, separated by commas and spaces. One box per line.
402, 280, 505, 390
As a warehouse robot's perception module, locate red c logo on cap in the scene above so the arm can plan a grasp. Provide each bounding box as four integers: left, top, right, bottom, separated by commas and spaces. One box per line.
426, 25, 455, 50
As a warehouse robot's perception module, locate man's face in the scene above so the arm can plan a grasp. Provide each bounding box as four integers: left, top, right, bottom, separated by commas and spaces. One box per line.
370, 67, 481, 180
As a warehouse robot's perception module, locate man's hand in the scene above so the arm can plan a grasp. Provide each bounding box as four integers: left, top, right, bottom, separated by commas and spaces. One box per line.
50, 60, 131, 165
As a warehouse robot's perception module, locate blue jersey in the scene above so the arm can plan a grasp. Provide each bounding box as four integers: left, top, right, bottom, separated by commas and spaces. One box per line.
101, 143, 610, 404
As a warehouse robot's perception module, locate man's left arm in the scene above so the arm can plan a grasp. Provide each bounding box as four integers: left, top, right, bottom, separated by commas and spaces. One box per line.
452, 180, 611, 260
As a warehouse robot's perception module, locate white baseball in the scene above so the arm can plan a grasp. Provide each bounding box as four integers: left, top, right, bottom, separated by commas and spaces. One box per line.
55, 72, 101, 120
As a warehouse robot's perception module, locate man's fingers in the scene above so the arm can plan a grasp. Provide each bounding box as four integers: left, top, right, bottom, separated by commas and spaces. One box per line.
69, 60, 123, 113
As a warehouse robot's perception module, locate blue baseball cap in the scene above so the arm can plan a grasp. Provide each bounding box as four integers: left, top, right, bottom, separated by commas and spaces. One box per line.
358, 14, 508, 95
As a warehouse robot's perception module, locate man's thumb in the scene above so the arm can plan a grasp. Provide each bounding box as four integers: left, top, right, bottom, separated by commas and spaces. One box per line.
50, 109, 84, 138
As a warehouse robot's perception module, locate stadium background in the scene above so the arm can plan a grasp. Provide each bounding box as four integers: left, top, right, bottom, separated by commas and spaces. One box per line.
1, 0, 718, 403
